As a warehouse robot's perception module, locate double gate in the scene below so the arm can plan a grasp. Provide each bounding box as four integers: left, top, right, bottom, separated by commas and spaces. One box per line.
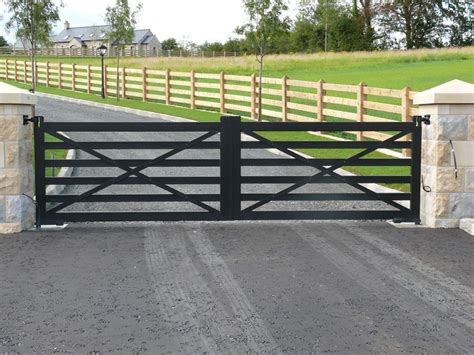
34, 116, 423, 226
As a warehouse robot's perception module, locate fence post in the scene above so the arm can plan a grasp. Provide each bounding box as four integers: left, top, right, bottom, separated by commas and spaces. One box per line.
356, 82, 367, 141
5, 59, 9, 80
220, 116, 241, 220
45, 61, 50, 87
58, 62, 62, 89
282, 76, 288, 122
220, 71, 225, 114
142, 67, 147, 102
86, 64, 91, 94
250, 73, 257, 120
122, 67, 126, 99
317, 80, 325, 121
190, 69, 196, 109
14, 59, 18, 81
165, 68, 170, 105
71, 63, 76, 91
401, 86, 412, 157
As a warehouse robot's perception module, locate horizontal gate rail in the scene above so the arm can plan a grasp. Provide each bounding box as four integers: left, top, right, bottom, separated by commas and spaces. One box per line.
45, 192, 411, 203
45, 177, 221, 185
45, 176, 411, 185
44, 141, 221, 150
41, 121, 221, 132
241, 158, 412, 167
241, 141, 412, 149
45, 159, 222, 168
41, 212, 219, 224
240, 211, 412, 221
241, 193, 411, 201
45, 158, 412, 168
240, 121, 414, 131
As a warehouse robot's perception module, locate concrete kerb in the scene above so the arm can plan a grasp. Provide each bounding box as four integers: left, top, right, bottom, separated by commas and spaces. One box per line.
36, 91, 418, 225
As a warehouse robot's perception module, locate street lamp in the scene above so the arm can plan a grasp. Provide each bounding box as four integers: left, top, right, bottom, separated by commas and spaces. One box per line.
98, 44, 107, 99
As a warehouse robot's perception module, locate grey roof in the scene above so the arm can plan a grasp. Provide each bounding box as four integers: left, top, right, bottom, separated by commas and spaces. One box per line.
52, 25, 155, 45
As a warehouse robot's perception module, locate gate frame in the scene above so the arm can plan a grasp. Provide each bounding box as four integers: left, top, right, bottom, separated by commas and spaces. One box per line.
33, 116, 424, 226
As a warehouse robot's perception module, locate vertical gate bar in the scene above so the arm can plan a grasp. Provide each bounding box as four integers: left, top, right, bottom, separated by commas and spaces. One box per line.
410, 119, 422, 223
220, 116, 241, 220
34, 117, 46, 227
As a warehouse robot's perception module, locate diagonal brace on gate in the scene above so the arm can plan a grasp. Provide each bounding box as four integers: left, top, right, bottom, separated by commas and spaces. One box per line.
44, 130, 220, 214
242, 129, 412, 214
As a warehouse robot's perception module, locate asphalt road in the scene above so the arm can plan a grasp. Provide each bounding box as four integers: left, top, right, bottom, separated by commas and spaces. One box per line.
0, 97, 472, 353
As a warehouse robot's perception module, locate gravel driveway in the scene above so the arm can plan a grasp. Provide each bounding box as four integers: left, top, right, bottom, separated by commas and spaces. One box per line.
0, 96, 472, 353
36, 96, 393, 216
0, 221, 472, 353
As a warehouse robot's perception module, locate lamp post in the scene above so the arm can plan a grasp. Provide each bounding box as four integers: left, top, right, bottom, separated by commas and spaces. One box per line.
98, 44, 107, 99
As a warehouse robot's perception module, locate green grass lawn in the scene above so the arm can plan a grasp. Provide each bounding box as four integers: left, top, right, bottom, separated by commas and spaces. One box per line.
3, 47, 473, 90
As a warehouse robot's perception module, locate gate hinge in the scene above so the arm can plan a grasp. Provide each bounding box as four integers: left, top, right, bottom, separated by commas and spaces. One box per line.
23, 115, 42, 125
413, 115, 431, 126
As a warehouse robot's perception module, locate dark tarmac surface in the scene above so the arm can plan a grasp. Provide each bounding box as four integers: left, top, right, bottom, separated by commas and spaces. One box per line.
0, 97, 472, 353
0, 221, 472, 353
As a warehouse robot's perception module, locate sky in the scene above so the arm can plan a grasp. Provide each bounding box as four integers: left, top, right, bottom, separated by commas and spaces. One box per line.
0, 0, 299, 45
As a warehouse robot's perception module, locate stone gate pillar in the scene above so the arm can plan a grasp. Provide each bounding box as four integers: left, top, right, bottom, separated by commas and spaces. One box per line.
414, 80, 474, 229
0, 83, 37, 234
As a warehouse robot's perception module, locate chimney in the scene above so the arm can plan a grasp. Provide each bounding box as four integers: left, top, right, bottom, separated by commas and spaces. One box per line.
64, 21, 70, 30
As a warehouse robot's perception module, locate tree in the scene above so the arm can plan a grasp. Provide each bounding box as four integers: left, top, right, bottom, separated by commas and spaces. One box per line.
200, 41, 224, 53
377, 0, 446, 49
356, 0, 376, 50
442, 0, 472, 47
0, 35, 8, 47
3, 0, 61, 92
223, 38, 246, 53
237, 0, 290, 121
296, 0, 368, 52
161, 38, 179, 51
105, 0, 142, 100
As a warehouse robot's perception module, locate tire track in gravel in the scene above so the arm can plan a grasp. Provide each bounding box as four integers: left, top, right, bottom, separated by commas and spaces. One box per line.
342, 224, 474, 306
183, 224, 281, 354
332, 224, 474, 330
144, 225, 280, 354
292, 223, 473, 354
144, 228, 219, 354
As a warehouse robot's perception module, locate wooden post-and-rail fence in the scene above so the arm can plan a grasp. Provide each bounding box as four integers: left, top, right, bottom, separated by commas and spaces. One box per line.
0, 58, 419, 144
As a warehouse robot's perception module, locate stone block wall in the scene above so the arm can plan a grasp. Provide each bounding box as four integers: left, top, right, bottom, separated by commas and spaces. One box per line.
416, 81, 474, 228
0, 87, 36, 234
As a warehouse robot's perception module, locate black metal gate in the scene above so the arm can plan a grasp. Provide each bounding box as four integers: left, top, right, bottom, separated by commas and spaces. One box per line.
33, 116, 423, 226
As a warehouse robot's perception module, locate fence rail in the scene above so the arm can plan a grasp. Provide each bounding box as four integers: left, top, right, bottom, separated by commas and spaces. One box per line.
0, 47, 241, 58
0, 58, 418, 144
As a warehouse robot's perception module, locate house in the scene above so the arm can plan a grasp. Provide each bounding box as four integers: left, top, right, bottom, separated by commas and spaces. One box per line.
50, 21, 161, 56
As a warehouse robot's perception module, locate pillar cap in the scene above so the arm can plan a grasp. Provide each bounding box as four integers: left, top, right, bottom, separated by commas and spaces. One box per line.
0, 82, 37, 105
414, 80, 474, 105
